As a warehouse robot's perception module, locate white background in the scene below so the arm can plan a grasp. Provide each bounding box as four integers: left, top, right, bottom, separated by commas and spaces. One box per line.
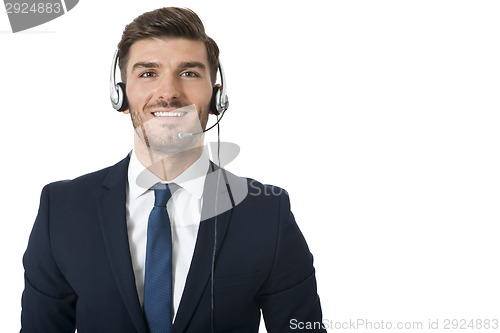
1, 0, 500, 332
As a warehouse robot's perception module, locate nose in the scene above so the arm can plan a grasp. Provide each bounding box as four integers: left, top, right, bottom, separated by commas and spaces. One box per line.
155, 74, 182, 101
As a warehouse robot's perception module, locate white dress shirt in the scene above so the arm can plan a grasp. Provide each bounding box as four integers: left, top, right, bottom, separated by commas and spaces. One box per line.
126, 149, 209, 319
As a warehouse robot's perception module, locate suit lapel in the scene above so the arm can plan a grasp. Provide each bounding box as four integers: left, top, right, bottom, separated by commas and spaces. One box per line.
97, 156, 149, 333
172, 167, 234, 333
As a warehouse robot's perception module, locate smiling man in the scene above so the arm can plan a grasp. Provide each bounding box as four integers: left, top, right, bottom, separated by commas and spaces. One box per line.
20, 7, 326, 333
125, 37, 213, 180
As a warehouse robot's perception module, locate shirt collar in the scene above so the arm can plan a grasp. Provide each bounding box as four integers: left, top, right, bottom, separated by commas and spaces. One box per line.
128, 148, 209, 200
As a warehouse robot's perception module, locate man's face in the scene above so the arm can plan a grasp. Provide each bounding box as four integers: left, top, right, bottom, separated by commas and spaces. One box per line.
124, 37, 214, 154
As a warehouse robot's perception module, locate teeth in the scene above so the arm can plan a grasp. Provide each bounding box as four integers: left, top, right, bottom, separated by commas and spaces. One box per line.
154, 112, 185, 117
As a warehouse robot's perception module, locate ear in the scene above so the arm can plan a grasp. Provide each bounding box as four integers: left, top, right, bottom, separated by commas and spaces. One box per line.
123, 109, 130, 114
210, 84, 222, 115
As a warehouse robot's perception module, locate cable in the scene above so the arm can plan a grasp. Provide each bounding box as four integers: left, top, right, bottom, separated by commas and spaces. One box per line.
210, 120, 221, 333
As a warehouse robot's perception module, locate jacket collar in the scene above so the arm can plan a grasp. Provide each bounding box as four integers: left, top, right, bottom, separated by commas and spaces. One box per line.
173, 163, 249, 332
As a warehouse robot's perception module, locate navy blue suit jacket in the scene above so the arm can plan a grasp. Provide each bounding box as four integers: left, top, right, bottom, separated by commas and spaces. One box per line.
21, 155, 326, 332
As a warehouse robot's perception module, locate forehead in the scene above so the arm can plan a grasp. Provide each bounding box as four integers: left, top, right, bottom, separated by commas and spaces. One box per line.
127, 38, 209, 71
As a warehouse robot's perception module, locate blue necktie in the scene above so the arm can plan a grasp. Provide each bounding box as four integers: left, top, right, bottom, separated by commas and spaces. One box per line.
144, 184, 176, 333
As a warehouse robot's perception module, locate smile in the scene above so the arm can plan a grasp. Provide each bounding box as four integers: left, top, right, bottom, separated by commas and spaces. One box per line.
153, 111, 187, 117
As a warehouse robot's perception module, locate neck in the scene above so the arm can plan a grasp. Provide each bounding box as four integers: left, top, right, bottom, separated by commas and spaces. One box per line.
133, 132, 204, 181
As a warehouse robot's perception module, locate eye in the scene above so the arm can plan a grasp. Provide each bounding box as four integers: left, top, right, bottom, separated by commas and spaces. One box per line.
140, 71, 157, 78
181, 71, 199, 78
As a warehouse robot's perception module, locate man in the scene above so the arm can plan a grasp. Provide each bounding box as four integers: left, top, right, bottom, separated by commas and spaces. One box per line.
21, 7, 326, 333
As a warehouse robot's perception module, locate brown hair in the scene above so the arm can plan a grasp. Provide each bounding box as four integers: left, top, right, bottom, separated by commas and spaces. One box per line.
117, 7, 219, 83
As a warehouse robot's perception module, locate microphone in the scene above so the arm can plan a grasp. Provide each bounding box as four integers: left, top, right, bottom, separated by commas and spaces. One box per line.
178, 131, 202, 139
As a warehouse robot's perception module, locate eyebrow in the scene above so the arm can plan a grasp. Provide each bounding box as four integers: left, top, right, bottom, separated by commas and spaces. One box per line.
179, 61, 206, 71
131, 61, 207, 73
131, 61, 160, 72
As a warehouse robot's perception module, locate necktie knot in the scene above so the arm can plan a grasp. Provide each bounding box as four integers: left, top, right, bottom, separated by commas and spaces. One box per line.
152, 183, 178, 207
153, 188, 171, 207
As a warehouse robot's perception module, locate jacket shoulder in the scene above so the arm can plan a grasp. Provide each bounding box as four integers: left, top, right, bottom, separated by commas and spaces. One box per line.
215, 166, 290, 205
245, 177, 289, 199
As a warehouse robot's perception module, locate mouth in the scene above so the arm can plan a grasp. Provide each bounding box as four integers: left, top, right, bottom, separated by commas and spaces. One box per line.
153, 111, 188, 117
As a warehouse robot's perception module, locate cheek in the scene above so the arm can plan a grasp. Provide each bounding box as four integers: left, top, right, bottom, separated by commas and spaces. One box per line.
197, 97, 213, 121
126, 83, 154, 109
194, 86, 214, 110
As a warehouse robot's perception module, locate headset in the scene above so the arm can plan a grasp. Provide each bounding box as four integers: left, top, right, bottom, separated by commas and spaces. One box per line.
109, 48, 229, 117
109, 47, 232, 332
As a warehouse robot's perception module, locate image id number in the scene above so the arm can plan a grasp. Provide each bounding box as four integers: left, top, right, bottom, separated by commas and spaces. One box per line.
444, 319, 499, 330
5, 2, 62, 14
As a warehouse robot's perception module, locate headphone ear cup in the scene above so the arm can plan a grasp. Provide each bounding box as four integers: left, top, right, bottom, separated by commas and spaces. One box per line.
210, 86, 221, 116
116, 82, 129, 112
